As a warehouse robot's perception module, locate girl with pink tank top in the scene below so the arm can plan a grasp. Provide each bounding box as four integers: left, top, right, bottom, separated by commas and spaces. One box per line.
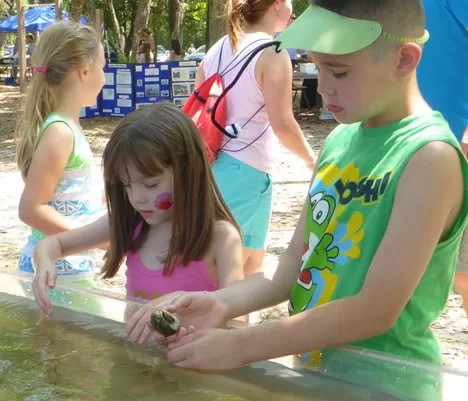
32, 103, 244, 328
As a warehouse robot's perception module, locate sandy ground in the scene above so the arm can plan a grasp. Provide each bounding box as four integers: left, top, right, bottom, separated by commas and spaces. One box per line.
0, 86, 467, 372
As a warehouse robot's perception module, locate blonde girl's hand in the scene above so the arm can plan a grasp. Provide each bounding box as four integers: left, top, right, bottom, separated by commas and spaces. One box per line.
32, 238, 60, 317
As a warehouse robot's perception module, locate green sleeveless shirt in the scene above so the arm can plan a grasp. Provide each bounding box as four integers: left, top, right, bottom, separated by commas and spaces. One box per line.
289, 112, 468, 400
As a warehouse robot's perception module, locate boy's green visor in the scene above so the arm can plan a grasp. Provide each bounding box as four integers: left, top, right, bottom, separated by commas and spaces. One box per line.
277, 4, 429, 55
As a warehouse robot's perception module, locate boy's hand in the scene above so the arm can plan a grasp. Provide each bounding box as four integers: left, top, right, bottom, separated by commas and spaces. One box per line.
166, 291, 230, 331
167, 328, 245, 371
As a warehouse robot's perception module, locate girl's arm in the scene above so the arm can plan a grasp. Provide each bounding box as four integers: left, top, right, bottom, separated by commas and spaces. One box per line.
212, 220, 244, 288
33, 214, 110, 316
18, 123, 76, 235
258, 49, 316, 169
194, 61, 205, 88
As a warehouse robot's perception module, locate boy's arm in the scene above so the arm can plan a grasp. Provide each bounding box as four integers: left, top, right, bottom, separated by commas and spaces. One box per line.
217, 199, 307, 316
237, 141, 464, 364
216, 150, 324, 318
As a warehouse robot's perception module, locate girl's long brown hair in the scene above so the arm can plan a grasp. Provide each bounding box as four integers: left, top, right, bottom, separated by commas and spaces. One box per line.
101, 102, 240, 278
15, 22, 100, 178
226, 0, 277, 50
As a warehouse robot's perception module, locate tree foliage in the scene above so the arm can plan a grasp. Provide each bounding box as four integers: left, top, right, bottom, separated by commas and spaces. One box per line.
292, 0, 309, 16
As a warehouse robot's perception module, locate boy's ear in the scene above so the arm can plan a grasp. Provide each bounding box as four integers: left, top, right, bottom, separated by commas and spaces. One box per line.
395, 43, 422, 78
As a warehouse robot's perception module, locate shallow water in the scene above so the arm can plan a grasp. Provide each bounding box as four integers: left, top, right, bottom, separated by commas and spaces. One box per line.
0, 292, 408, 401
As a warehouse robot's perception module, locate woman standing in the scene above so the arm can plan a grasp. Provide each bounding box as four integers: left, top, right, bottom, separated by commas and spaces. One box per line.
196, 0, 316, 276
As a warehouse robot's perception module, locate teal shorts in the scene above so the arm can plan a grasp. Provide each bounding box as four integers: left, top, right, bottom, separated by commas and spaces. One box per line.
212, 152, 273, 250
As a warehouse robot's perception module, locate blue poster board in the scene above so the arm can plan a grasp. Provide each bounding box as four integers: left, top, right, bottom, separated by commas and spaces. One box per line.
80, 95, 101, 119
100, 64, 134, 117
134, 62, 171, 109
170, 60, 199, 108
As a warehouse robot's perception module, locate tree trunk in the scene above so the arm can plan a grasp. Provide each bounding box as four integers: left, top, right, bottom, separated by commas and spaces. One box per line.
70, 0, 85, 22
169, 0, 185, 47
84, 0, 96, 28
151, 0, 166, 52
124, 0, 138, 58
207, 0, 225, 48
0, 33, 7, 51
130, 0, 152, 62
107, 0, 125, 59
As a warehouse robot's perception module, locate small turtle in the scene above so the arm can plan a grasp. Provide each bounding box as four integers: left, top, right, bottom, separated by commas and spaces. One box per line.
150, 310, 181, 337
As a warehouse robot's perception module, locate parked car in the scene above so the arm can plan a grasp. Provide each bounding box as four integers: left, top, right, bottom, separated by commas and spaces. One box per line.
185, 45, 205, 62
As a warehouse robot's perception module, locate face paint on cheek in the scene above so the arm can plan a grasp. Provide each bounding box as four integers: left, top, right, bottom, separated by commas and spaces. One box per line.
154, 192, 173, 211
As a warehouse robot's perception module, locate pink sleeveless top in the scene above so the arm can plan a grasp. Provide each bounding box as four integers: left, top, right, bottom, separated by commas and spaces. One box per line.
125, 225, 218, 300
203, 33, 279, 174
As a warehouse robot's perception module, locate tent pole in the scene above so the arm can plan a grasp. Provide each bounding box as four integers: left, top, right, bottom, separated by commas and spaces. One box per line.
17, 0, 26, 94
105, 28, 110, 63
55, 0, 63, 21
95, 9, 104, 44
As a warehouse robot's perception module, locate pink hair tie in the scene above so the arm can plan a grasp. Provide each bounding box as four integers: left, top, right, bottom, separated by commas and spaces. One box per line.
35, 66, 47, 74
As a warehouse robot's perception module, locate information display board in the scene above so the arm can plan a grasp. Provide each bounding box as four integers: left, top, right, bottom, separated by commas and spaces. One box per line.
134, 62, 171, 109
80, 96, 101, 119
170, 60, 198, 108
100, 64, 135, 117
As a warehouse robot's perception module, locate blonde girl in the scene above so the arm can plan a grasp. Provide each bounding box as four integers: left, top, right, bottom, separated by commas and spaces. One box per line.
15, 22, 106, 284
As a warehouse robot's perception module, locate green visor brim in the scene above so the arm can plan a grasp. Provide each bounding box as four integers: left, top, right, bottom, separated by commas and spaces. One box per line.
277, 4, 383, 55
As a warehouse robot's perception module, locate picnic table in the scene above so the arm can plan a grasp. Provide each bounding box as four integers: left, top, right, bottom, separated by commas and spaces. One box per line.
293, 71, 318, 80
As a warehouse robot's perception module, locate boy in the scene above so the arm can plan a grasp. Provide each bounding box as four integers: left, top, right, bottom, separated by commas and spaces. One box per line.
126, 1, 467, 399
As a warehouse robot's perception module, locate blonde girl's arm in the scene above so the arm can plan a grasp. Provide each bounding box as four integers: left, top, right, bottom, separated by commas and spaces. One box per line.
18, 123, 78, 235
33, 214, 110, 316
213, 220, 244, 288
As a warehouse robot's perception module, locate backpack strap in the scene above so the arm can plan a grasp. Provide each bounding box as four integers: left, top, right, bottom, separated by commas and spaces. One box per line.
219, 38, 272, 77
216, 37, 227, 74
211, 40, 281, 139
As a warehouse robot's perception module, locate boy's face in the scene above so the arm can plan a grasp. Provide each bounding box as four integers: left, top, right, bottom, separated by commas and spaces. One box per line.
313, 48, 398, 125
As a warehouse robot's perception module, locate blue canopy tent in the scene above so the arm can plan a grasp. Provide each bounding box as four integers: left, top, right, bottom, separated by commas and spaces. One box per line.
0, 6, 86, 33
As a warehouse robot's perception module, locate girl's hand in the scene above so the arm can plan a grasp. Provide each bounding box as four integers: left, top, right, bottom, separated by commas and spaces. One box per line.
125, 291, 230, 345
167, 328, 245, 371
32, 241, 59, 317
125, 291, 184, 344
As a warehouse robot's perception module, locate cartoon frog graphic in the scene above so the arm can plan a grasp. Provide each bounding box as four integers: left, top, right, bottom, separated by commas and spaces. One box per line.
289, 191, 338, 314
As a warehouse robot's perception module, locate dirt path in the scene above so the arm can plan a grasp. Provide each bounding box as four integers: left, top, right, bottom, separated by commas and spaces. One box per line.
0, 86, 466, 372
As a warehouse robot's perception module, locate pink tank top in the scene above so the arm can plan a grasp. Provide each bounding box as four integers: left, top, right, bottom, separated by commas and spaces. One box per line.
125, 225, 218, 300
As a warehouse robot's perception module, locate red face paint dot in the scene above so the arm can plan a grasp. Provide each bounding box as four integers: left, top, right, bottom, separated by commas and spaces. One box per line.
154, 192, 173, 211
157, 199, 173, 210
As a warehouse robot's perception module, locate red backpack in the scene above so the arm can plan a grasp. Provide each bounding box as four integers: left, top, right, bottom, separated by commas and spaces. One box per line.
182, 39, 280, 163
